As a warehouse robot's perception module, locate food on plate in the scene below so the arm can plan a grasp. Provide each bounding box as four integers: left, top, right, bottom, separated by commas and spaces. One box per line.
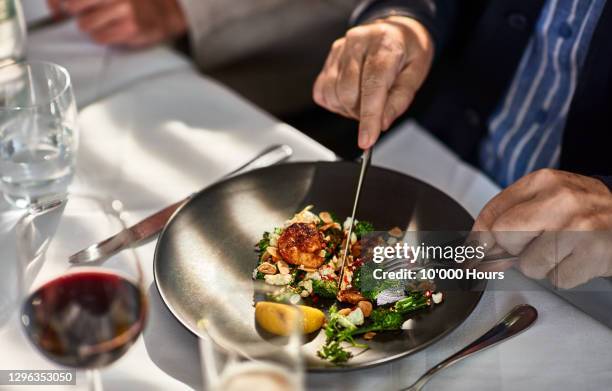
255, 302, 325, 335
253, 206, 443, 364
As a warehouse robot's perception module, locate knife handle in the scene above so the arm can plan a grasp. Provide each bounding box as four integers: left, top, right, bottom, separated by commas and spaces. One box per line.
128, 198, 189, 242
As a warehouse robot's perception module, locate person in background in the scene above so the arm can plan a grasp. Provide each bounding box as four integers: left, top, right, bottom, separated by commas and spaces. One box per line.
47, 0, 360, 115
314, 0, 612, 289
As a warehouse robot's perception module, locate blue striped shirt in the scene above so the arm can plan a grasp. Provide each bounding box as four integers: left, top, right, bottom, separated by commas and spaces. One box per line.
479, 0, 607, 187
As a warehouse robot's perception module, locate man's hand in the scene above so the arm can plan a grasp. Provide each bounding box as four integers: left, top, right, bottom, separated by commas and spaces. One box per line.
313, 16, 434, 149
473, 169, 612, 289
47, 0, 187, 47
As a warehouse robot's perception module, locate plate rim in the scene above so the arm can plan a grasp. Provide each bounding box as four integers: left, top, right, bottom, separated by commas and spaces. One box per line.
153, 161, 485, 372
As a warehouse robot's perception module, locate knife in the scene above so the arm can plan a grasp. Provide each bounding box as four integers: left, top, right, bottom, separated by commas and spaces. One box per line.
337, 148, 372, 291
69, 144, 293, 264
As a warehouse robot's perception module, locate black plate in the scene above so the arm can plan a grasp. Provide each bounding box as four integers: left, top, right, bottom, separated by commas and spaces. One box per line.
154, 161, 484, 371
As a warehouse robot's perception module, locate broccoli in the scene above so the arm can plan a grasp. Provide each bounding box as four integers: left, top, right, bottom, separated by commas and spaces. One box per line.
355, 263, 403, 300
354, 220, 374, 238
312, 279, 338, 298
362, 308, 404, 331
394, 292, 430, 314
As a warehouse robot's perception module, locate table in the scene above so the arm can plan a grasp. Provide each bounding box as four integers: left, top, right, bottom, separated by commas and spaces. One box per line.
1, 19, 611, 391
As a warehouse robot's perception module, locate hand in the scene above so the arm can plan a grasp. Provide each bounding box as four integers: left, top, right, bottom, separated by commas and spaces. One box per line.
47, 0, 187, 47
472, 169, 612, 289
313, 16, 434, 149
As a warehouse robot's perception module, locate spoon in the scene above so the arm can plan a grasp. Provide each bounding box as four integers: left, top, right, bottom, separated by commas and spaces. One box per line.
402, 304, 538, 391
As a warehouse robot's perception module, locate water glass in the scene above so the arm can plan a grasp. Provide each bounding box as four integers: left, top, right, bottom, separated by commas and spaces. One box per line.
199, 282, 304, 391
0, 61, 78, 208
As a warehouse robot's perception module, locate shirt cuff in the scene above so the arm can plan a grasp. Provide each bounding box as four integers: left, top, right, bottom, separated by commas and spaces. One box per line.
350, 0, 441, 46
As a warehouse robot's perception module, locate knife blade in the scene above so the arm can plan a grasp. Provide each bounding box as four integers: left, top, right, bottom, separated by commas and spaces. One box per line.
337, 148, 372, 292
69, 144, 293, 264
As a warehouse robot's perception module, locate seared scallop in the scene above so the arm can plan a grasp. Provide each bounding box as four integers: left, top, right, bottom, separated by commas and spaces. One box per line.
277, 223, 325, 269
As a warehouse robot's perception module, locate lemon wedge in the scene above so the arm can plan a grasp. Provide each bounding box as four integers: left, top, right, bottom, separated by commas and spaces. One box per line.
255, 302, 325, 336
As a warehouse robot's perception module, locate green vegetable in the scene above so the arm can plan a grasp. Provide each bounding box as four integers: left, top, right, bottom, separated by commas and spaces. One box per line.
354, 221, 374, 238
318, 340, 352, 363
355, 264, 403, 300
312, 279, 338, 298
363, 308, 404, 331
394, 292, 430, 314
257, 231, 270, 254
317, 305, 367, 363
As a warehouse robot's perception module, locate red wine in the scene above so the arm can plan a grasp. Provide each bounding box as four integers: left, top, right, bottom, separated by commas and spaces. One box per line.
21, 271, 147, 368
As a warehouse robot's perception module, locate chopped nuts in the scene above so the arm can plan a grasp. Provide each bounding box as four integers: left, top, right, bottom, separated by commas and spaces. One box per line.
298, 265, 317, 273
357, 301, 373, 317
319, 223, 336, 231
363, 332, 377, 340
277, 260, 290, 275
266, 246, 280, 260
319, 211, 333, 224
388, 227, 403, 237
338, 308, 352, 316
260, 251, 272, 262
257, 262, 277, 275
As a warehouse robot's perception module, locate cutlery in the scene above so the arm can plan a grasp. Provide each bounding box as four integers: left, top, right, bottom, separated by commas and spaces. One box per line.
337, 148, 372, 290
69, 144, 293, 264
401, 304, 538, 391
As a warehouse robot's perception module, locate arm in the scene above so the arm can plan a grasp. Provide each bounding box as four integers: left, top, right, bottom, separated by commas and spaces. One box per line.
313, 0, 458, 149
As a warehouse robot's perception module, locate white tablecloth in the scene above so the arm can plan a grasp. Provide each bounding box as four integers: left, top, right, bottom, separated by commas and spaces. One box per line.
0, 18, 610, 391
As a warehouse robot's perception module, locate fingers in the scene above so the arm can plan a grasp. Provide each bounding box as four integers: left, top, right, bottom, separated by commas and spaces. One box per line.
313, 39, 353, 118
381, 67, 420, 131
77, 1, 132, 34
472, 170, 546, 231
335, 53, 363, 118
47, 0, 65, 16
62, 0, 106, 14
358, 50, 404, 149
549, 253, 599, 289
89, 18, 138, 44
515, 233, 563, 279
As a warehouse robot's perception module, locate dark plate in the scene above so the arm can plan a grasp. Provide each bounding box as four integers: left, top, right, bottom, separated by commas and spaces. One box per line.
153, 161, 484, 371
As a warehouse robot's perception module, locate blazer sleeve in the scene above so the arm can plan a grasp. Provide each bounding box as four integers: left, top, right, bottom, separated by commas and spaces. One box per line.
350, 0, 456, 52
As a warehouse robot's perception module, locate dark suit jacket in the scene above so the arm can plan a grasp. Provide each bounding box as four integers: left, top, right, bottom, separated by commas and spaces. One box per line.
352, 0, 612, 186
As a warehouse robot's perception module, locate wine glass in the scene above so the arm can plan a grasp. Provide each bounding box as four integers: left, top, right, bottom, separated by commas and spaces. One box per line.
198, 282, 304, 391
0, 61, 79, 208
18, 195, 147, 391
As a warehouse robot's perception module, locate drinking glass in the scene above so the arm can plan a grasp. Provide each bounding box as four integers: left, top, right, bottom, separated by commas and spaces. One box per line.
0, 61, 78, 208
18, 195, 147, 391
199, 282, 304, 391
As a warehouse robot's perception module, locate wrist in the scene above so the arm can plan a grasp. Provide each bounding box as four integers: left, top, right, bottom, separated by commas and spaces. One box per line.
381, 15, 435, 57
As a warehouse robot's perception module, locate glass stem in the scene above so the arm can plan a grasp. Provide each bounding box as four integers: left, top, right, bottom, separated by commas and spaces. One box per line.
86, 369, 103, 391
